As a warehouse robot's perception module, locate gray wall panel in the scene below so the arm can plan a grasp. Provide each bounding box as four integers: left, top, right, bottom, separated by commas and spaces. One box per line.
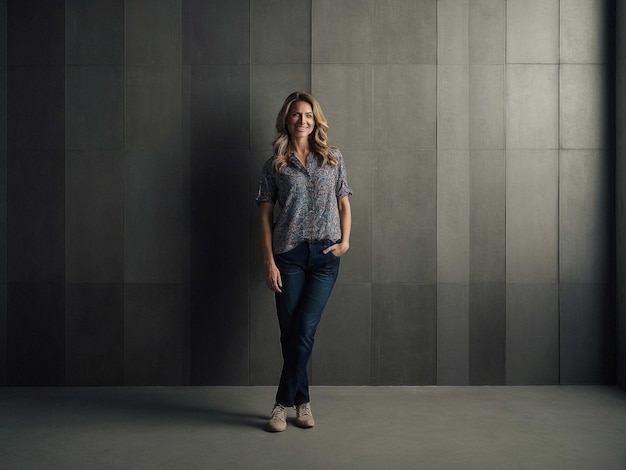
372, 150, 436, 283
8, 283, 65, 385
616, 282, 626, 388
0, 1, 5, 65
126, 0, 182, 65
0, 284, 6, 384
437, 283, 469, 385
125, 150, 186, 283
125, 66, 182, 151
614, 2, 626, 60
373, 0, 436, 64
190, 65, 249, 151
249, 281, 281, 385
373, 64, 437, 150
190, 282, 248, 385
8, 150, 65, 283
190, 105, 249, 388
469, 65, 504, 150
438, 150, 470, 284
66, 0, 124, 65
560, 65, 607, 149
2, 6, 7, 384
191, 150, 249, 285
469, 283, 505, 384
469, 0, 505, 65
124, 283, 189, 385
66, 283, 124, 385
7, 0, 65, 65
66, 66, 124, 151
0, 67, 5, 149
438, 0, 506, 65
8, 66, 65, 151
187, 0, 250, 65
506, 65, 558, 150
250, 65, 311, 151
507, 0, 559, 64
312, 65, 372, 151
438, 65, 469, 149
619, 59, 626, 150
506, 283, 559, 385
617, 0, 625, 388
336, 150, 372, 284
618, 128, 625, 275
312, 0, 372, 64
437, 0, 468, 65
66, 151, 124, 283
560, 0, 609, 64
249, 150, 273, 284
560, 150, 612, 284
372, 283, 437, 385
314, 283, 372, 385
251, 0, 310, 65
470, 150, 505, 283
0, 149, 5, 284
506, 150, 558, 284
5, 1, 67, 386
560, 283, 615, 384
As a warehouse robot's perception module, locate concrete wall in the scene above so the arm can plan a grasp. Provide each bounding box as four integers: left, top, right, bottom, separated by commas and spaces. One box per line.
617, 0, 625, 389
0, 0, 617, 386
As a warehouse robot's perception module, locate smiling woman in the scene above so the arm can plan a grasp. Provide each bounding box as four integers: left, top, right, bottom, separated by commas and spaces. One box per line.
269, 91, 337, 174
286, 101, 315, 146
255, 91, 353, 432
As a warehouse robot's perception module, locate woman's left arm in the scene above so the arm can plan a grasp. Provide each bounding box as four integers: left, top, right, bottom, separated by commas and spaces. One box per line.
324, 196, 351, 257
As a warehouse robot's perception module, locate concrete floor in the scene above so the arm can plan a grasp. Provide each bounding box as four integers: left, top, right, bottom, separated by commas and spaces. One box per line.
1, 386, 625, 470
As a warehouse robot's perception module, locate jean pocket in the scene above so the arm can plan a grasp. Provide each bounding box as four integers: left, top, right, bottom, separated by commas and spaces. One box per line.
324, 240, 342, 258
323, 238, 340, 249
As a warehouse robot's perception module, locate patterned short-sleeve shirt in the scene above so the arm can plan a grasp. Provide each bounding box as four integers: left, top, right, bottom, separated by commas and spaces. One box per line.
256, 149, 353, 254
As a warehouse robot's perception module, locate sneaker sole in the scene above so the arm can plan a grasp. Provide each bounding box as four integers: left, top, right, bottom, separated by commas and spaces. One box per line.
266, 422, 287, 432
295, 419, 315, 429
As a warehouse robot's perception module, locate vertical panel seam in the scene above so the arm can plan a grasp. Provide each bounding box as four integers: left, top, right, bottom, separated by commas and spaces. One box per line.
122, 0, 127, 385
557, 0, 562, 385
246, 0, 253, 385
369, 0, 374, 386
434, 0, 439, 386
503, 0, 508, 385
63, 0, 68, 385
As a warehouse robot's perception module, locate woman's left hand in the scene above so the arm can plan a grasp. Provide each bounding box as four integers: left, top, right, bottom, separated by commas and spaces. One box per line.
323, 241, 350, 257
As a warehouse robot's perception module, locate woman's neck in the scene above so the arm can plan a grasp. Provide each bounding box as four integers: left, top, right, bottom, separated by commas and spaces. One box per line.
289, 139, 310, 160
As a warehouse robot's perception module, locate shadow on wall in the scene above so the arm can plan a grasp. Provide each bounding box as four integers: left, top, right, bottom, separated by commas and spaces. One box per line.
602, 1, 617, 367
189, 105, 251, 385
602, 0, 617, 151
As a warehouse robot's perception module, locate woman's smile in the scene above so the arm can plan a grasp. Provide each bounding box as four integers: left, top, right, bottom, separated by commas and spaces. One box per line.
287, 101, 315, 137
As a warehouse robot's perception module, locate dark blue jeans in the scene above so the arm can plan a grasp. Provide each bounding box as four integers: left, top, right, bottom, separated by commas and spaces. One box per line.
274, 240, 340, 407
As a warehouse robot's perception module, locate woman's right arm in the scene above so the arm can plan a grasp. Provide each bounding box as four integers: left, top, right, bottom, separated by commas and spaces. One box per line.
259, 202, 282, 292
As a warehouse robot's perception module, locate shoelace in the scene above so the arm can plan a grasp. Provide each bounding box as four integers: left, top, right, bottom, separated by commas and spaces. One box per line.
271, 405, 286, 420
297, 404, 312, 417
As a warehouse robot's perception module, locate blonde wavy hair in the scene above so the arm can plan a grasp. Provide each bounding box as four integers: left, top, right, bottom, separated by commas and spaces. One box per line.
272, 91, 337, 173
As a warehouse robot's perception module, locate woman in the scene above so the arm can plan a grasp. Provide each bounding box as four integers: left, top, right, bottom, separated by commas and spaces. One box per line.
256, 91, 352, 432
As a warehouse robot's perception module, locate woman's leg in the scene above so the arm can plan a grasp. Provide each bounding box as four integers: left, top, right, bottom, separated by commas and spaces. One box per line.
274, 241, 340, 407
274, 243, 308, 406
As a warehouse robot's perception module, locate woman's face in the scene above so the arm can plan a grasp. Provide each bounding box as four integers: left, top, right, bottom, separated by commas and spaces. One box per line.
286, 100, 315, 139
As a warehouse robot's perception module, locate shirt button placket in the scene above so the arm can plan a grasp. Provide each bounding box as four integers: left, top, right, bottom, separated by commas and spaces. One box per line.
306, 177, 315, 239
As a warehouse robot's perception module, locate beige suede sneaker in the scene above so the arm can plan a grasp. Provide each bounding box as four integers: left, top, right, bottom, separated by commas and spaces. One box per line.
267, 404, 287, 432
295, 403, 315, 428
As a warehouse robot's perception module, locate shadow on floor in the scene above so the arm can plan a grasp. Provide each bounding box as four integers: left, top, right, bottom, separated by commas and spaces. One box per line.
0, 387, 269, 431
